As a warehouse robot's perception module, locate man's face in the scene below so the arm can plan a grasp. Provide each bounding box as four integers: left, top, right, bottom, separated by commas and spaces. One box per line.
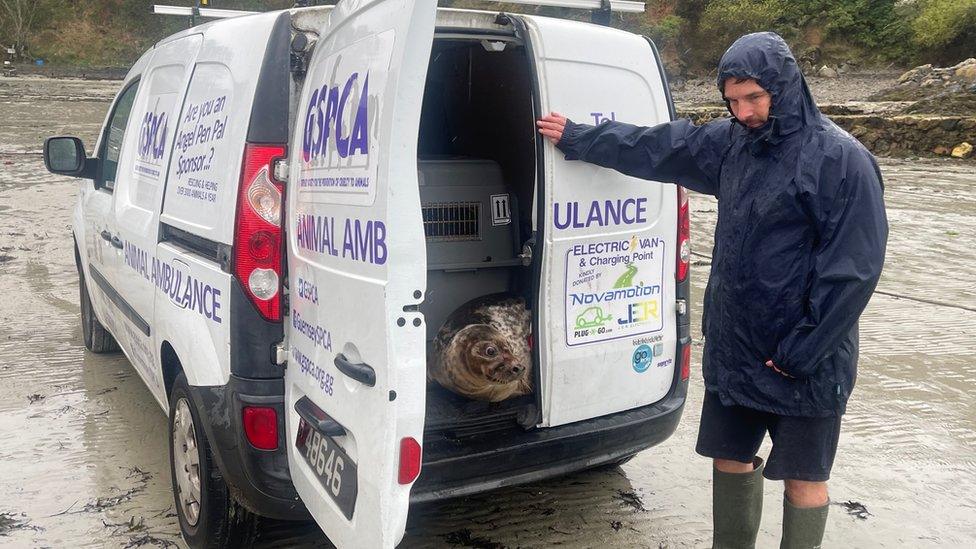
723, 78, 771, 129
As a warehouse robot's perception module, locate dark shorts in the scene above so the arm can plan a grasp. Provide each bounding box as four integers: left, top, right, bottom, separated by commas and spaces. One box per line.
695, 390, 842, 482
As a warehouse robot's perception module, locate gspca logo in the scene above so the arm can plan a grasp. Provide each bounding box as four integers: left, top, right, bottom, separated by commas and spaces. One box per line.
302, 71, 370, 167
138, 110, 168, 163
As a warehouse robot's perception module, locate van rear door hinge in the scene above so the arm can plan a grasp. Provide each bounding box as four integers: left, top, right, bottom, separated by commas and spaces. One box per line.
273, 158, 289, 183
290, 32, 312, 77
273, 342, 288, 367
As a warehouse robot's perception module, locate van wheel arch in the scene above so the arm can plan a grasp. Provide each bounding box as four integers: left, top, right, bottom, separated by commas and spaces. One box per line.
161, 341, 183, 402
75, 237, 120, 353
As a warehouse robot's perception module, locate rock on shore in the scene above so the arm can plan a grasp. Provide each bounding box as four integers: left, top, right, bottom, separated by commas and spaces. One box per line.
870, 58, 976, 116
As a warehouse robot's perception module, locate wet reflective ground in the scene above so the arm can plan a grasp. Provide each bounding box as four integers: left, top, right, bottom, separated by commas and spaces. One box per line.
1, 77, 974, 547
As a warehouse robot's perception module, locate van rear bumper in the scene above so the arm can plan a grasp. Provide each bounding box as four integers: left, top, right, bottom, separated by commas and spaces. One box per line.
411, 380, 688, 503
188, 375, 309, 521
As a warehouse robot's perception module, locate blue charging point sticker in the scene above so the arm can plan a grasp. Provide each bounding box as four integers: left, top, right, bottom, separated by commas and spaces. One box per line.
633, 344, 652, 373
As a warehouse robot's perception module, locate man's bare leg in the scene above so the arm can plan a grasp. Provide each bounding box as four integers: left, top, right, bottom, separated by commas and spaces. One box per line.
715, 457, 756, 473
716, 461, 829, 506
784, 480, 828, 507
781, 480, 830, 548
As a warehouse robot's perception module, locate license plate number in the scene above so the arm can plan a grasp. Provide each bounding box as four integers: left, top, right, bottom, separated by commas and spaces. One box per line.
296, 418, 358, 519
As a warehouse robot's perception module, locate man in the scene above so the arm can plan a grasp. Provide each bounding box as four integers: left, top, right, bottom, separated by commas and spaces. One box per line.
537, 32, 887, 549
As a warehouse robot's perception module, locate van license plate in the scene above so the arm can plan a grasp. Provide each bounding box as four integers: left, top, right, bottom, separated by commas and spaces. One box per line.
296, 418, 358, 519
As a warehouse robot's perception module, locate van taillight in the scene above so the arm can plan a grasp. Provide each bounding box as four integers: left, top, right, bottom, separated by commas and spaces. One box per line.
243, 406, 279, 450
680, 342, 691, 381
234, 143, 286, 322
677, 185, 690, 282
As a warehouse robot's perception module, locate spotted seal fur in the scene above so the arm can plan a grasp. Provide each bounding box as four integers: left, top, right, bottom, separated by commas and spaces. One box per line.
429, 294, 532, 402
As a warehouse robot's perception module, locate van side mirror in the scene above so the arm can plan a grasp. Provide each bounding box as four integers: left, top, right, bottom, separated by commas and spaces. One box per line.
44, 136, 95, 179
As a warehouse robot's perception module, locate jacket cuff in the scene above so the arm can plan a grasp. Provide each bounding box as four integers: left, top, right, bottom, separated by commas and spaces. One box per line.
555, 119, 582, 160
771, 351, 799, 378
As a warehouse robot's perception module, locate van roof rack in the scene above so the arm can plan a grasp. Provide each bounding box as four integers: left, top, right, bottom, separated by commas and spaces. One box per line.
482, 0, 643, 14
153, 0, 644, 26
152, 4, 256, 20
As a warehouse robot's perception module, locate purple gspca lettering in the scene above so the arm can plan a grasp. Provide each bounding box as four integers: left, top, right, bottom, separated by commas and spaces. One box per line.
138, 110, 168, 162
553, 198, 648, 230
302, 71, 369, 165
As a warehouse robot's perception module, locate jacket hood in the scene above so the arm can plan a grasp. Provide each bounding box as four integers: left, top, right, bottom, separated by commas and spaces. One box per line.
716, 32, 820, 140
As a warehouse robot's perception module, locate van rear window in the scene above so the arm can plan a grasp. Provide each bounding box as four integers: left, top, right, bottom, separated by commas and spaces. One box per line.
161, 62, 237, 242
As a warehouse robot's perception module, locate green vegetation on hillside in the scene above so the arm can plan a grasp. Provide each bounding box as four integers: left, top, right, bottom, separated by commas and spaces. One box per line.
1, 0, 974, 72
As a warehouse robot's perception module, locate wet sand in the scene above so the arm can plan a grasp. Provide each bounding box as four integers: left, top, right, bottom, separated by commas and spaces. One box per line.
1, 77, 974, 548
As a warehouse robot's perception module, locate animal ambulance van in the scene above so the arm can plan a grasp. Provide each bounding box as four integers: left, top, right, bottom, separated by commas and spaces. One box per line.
44, 0, 692, 546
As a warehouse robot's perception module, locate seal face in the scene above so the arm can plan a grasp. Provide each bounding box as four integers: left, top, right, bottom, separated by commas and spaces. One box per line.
429, 294, 532, 402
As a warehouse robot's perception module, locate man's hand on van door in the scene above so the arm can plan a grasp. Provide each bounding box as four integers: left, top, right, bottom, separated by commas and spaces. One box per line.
536, 112, 568, 145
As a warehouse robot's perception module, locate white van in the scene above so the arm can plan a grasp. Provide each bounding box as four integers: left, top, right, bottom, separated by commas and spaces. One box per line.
44, 1, 691, 546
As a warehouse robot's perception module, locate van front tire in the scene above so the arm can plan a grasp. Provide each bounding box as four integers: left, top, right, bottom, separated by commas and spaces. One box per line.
169, 374, 260, 548
79, 270, 119, 353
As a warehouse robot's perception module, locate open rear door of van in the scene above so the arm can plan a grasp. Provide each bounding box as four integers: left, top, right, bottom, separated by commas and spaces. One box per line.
519, 16, 679, 427
284, 1, 435, 546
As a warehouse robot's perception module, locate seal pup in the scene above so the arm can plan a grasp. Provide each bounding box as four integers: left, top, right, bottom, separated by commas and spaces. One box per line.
429, 294, 532, 402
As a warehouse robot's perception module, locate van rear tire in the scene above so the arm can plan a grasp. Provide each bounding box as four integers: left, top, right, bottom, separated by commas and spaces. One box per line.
79, 270, 119, 353
169, 374, 260, 548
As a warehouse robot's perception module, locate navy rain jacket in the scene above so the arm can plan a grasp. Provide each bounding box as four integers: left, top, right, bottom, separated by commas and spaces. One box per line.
556, 32, 888, 417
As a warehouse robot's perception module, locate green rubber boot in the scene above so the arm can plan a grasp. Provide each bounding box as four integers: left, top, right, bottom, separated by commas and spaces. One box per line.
712, 457, 764, 549
780, 496, 829, 549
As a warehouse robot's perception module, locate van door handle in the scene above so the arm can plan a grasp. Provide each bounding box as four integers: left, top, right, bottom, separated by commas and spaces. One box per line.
100, 230, 112, 242
110, 236, 124, 249
294, 396, 346, 437
334, 353, 376, 387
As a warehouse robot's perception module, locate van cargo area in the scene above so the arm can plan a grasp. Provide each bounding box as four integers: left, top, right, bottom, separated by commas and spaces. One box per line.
417, 37, 539, 439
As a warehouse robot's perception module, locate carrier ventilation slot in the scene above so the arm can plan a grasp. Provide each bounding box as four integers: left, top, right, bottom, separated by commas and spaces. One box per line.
422, 201, 481, 242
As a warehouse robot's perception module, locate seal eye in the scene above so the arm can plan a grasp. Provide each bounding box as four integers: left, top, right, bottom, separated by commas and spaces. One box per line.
485, 345, 498, 357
